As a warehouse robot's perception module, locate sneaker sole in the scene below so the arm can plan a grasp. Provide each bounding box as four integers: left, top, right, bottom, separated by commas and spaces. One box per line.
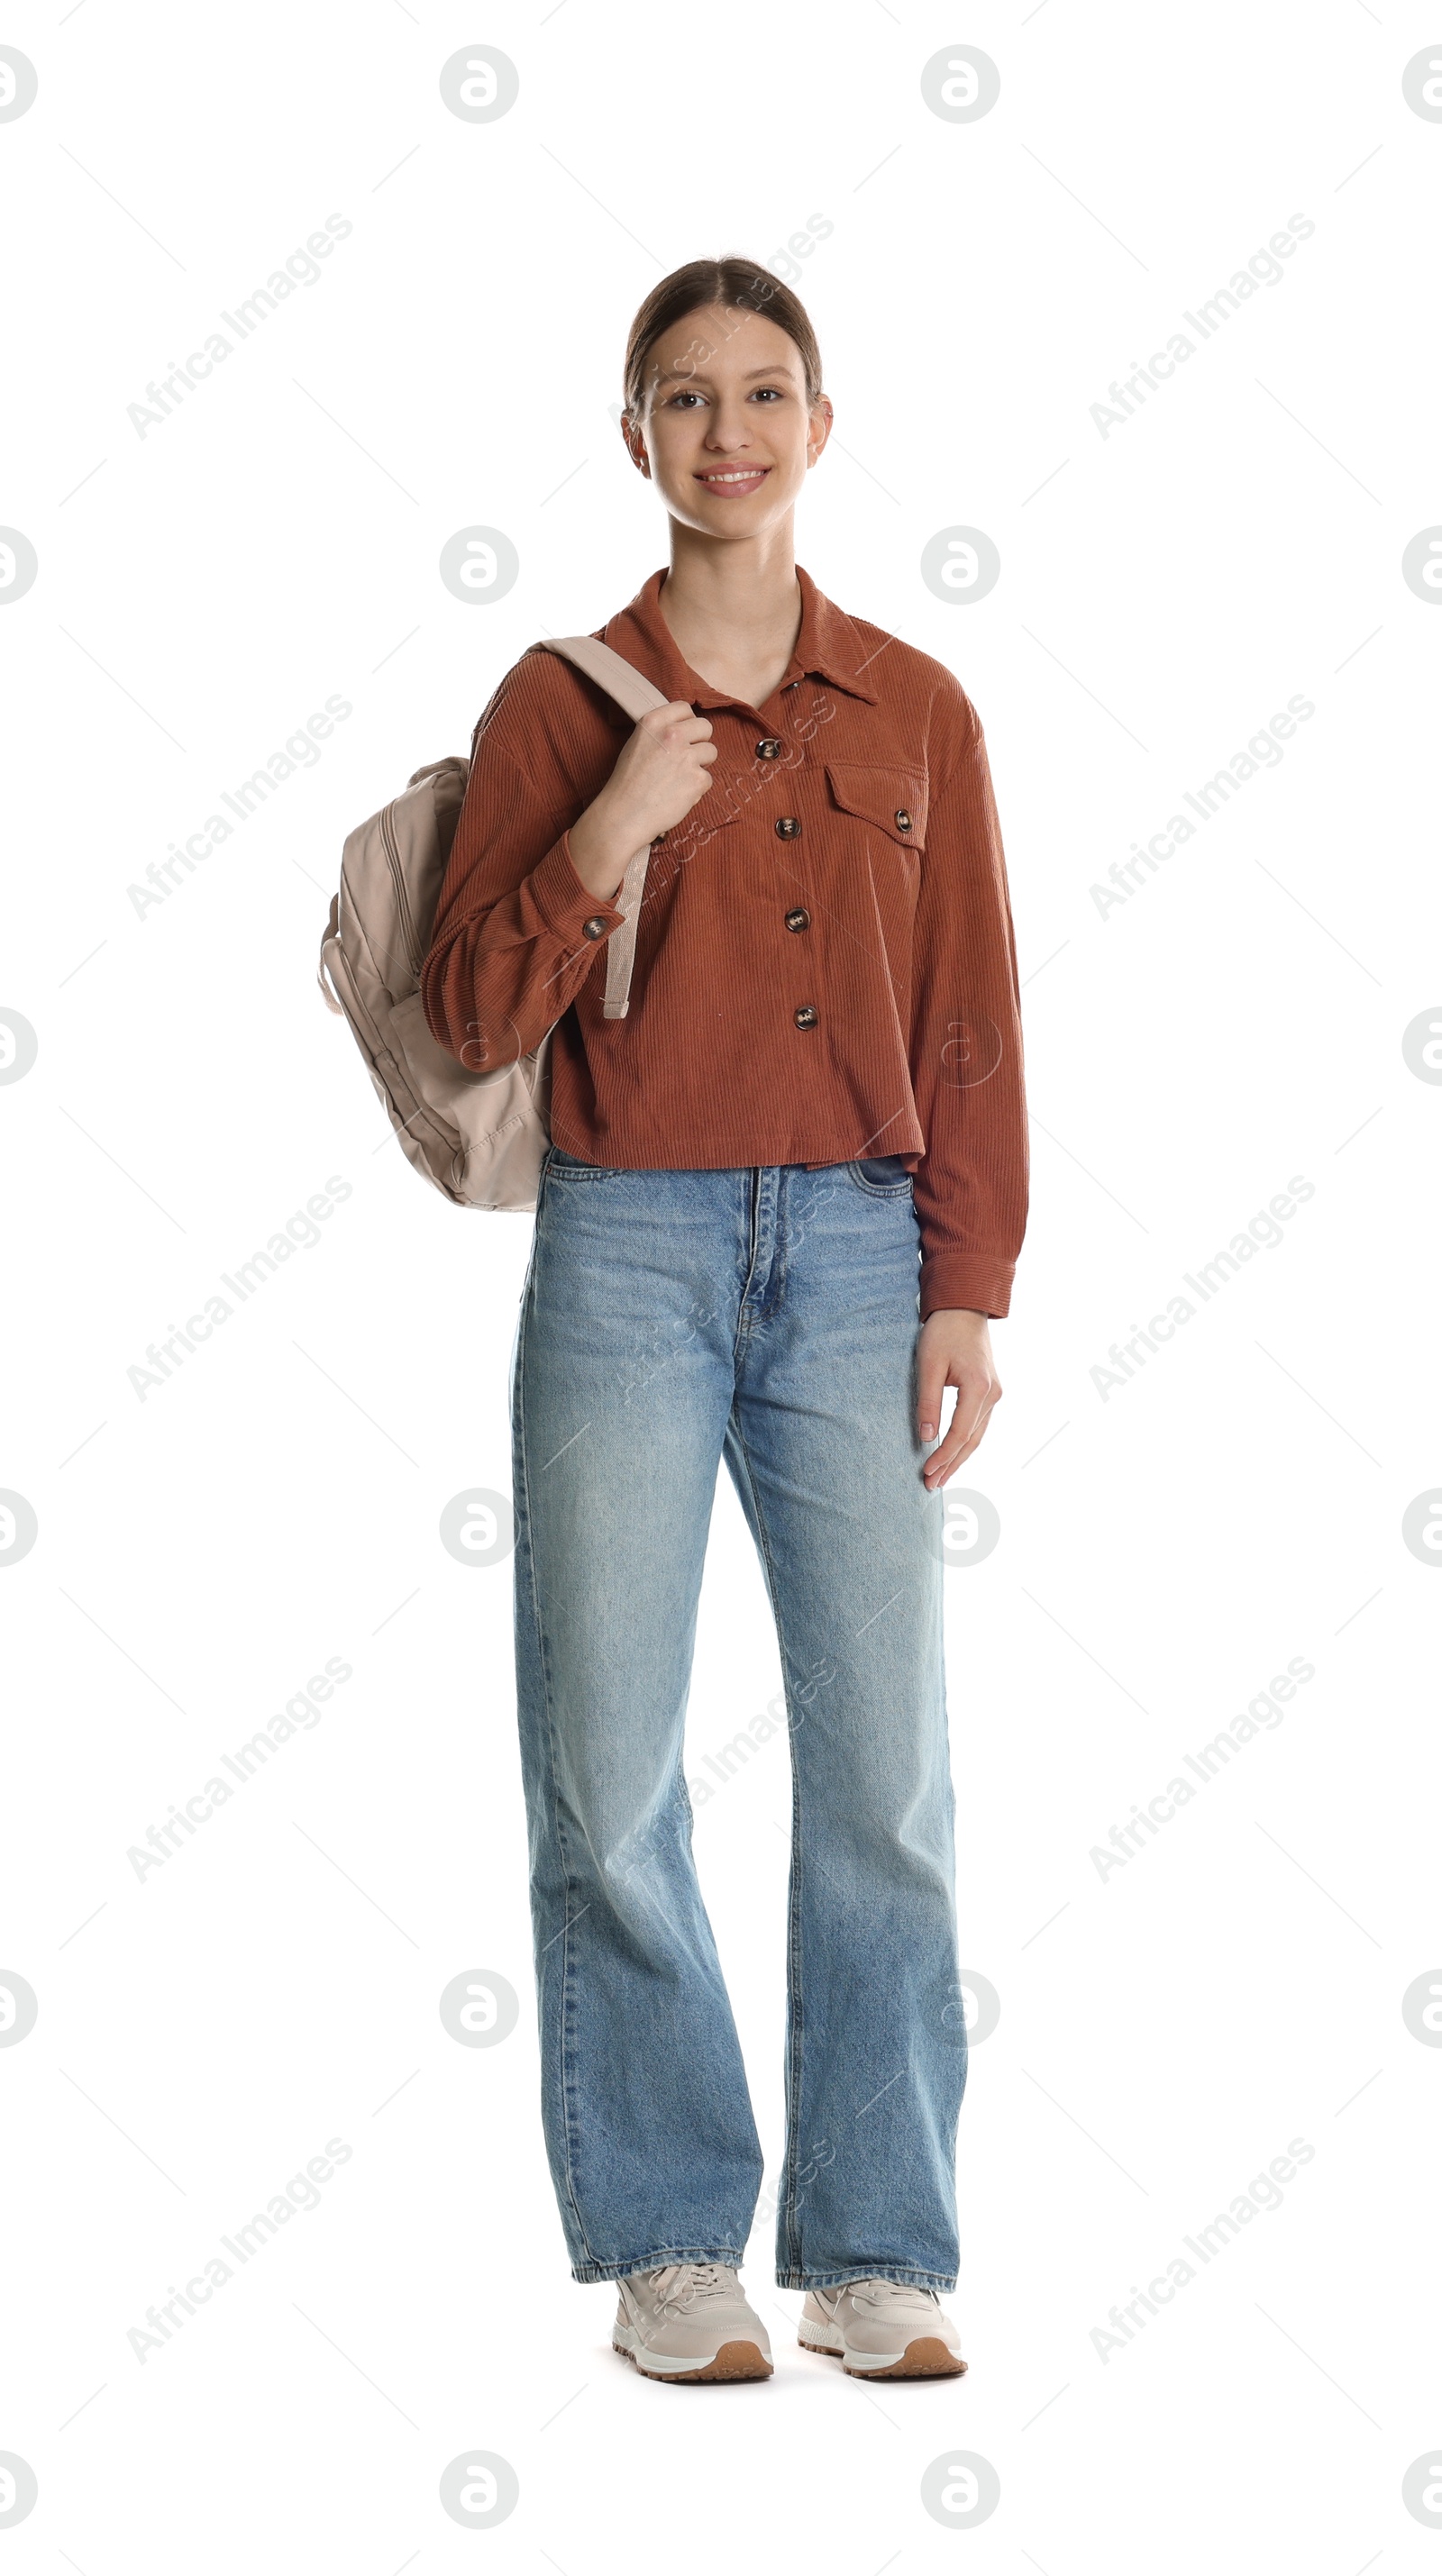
614, 2337, 773, 2384
799, 2331, 967, 2380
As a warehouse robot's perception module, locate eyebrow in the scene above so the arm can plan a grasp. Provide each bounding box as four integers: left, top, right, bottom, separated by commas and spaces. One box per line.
651, 363, 794, 389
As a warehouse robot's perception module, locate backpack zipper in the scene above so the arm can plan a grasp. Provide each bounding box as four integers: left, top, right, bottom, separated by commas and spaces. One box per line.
379, 802, 420, 982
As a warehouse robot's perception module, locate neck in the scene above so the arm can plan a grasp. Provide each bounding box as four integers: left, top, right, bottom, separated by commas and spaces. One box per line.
656, 522, 803, 704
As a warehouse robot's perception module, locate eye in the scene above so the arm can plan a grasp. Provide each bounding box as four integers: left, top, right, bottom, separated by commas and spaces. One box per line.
751, 387, 784, 402
667, 389, 707, 409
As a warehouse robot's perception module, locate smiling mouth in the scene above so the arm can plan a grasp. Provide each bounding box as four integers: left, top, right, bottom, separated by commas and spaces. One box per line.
695, 467, 771, 493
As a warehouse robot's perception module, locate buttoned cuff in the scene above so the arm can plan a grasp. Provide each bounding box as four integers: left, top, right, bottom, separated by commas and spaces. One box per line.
920, 1251, 1015, 1322
526, 831, 627, 942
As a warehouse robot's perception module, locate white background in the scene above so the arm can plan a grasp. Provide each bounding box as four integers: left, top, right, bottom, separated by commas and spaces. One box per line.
3, 1, 1440, 2567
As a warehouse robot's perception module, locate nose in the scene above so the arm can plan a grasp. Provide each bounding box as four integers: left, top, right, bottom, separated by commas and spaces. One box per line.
703, 403, 754, 452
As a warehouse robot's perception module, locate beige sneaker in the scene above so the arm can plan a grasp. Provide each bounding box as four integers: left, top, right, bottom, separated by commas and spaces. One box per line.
799, 2279, 967, 2379
613, 2262, 773, 2383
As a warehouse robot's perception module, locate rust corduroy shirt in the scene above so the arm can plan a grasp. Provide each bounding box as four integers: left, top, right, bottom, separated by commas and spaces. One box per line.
422, 565, 1027, 1318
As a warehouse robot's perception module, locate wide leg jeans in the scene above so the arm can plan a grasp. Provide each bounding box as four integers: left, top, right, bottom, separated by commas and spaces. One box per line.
510, 1148, 967, 2290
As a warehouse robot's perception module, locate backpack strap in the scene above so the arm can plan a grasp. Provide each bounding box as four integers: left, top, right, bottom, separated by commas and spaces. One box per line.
537, 634, 677, 1020
317, 893, 343, 1014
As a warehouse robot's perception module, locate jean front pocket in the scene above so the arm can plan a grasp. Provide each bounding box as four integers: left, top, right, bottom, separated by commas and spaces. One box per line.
849, 1154, 915, 1197
543, 1145, 616, 1180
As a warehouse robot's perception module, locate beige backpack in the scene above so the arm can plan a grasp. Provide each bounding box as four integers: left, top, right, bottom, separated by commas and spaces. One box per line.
317, 635, 670, 1209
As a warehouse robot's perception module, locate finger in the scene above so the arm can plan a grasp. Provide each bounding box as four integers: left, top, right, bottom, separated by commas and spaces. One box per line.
923, 1430, 967, 1488
922, 1376, 990, 1483
927, 1388, 1000, 1485
950, 1393, 999, 1469
917, 1350, 948, 1444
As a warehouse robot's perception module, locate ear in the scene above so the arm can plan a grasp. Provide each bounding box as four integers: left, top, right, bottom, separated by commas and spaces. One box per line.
619, 408, 652, 479
807, 392, 835, 465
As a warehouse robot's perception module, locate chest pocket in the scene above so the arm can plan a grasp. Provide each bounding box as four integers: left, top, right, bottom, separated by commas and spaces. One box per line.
824, 763, 929, 851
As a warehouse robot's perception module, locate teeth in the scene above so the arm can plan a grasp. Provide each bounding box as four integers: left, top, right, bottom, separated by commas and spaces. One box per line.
703, 470, 765, 483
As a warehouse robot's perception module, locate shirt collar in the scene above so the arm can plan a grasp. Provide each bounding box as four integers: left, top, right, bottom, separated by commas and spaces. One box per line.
603, 564, 881, 711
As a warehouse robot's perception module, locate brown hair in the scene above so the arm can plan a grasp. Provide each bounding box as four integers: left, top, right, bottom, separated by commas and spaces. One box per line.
622, 257, 824, 423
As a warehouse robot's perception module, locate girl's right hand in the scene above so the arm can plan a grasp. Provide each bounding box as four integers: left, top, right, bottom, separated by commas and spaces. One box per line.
568, 701, 717, 897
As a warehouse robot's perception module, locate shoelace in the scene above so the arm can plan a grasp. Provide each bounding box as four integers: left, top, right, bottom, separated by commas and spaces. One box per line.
848, 2279, 937, 2310
648, 2262, 732, 2312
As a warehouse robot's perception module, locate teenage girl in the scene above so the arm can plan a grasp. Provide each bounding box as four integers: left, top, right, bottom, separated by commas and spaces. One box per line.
423, 256, 1027, 2384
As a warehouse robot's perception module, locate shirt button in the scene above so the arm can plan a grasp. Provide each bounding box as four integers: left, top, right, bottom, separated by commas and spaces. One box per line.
784, 906, 810, 933
580, 915, 608, 941
794, 1004, 818, 1031
895, 808, 913, 831
755, 737, 782, 760
775, 815, 801, 839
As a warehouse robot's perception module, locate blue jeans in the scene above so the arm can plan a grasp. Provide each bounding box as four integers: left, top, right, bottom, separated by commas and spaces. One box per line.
510, 1148, 966, 2289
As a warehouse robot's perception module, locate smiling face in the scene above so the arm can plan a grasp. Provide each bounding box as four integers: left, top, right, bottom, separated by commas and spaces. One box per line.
623, 301, 831, 539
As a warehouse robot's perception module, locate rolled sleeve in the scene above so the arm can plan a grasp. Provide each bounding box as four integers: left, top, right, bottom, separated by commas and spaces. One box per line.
919, 1247, 1019, 1321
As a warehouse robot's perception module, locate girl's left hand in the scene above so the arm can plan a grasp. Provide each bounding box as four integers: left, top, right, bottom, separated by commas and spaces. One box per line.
917, 1309, 1002, 1488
